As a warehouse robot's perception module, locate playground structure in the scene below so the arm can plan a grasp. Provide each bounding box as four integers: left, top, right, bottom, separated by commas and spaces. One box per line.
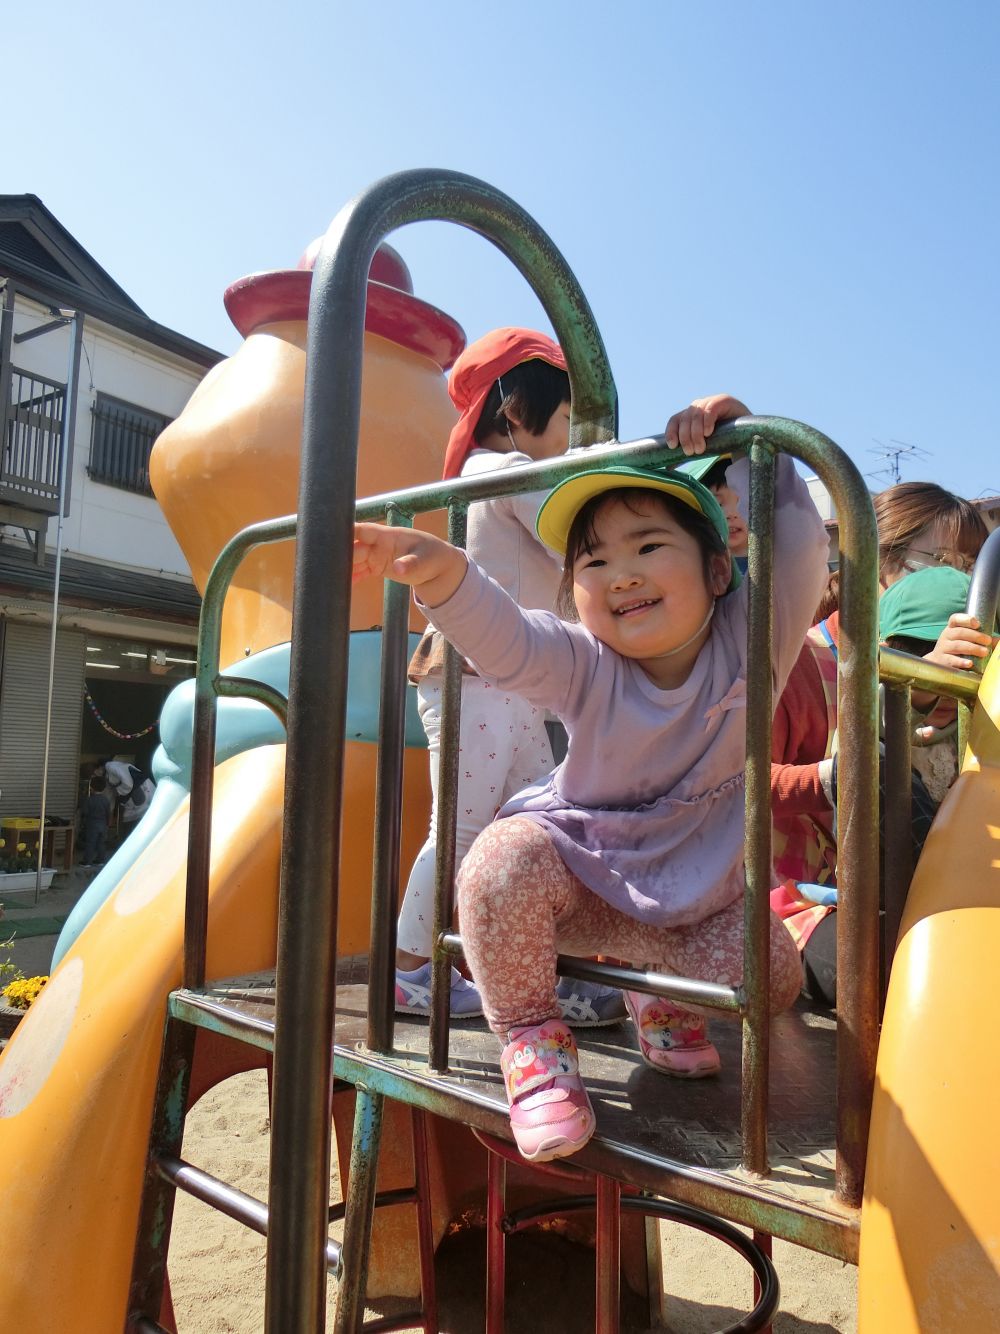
0, 170, 997, 1331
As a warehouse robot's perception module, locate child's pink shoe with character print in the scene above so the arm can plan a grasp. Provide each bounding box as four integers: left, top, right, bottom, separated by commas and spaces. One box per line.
499, 1020, 596, 1162
622, 991, 721, 1078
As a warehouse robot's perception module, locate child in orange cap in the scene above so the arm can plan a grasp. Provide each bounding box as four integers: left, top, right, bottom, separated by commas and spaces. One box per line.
396, 327, 624, 1028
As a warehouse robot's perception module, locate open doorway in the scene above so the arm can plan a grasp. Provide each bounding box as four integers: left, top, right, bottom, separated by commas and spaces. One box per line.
79, 634, 196, 853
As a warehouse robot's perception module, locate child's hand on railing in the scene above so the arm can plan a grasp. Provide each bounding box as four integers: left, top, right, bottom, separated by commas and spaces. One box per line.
665, 395, 751, 457
353, 523, 468, 606
925, 612, 997, 672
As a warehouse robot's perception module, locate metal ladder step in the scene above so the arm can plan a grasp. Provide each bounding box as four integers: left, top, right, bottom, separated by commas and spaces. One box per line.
127, 988, 438, 1333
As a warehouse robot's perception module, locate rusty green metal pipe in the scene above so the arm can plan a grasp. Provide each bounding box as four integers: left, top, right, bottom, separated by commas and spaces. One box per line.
333, 1088, 384, 1333
879, 646, 981, 702
881, 684, 913, 1010
272, 169, 618, 1332
367, 507, 413, 1056
429, 505, 469, 1073
742, 441, 776, 1179
185, 514, 295, 990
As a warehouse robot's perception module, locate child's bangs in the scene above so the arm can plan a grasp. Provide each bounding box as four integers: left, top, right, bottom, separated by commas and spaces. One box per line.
569, 489, 652, 560
556, 486, 728, 622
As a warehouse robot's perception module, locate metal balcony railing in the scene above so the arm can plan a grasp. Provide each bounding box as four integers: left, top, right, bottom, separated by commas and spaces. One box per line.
0, 365, 66, 512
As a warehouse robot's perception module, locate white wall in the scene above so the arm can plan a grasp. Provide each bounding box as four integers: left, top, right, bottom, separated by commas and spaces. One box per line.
8, 295, 209, 578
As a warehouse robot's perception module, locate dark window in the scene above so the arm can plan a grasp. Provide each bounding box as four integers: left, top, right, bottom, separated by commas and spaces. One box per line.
88, 393, 171, 496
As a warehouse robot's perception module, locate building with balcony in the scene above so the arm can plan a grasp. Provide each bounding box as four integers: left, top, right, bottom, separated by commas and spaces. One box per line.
0, 195, 223, 833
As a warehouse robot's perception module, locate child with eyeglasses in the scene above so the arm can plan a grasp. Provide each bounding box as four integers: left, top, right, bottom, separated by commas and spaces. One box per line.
356, 394, 829, 1162
770, 478, 990, 891
776, 563, 997, 1008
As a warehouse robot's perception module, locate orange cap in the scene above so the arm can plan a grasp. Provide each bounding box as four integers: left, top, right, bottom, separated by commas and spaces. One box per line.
441, 327, 567, 479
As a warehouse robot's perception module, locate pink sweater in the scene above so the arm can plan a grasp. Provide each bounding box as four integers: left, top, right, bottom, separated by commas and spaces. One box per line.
423, 455, 829, 927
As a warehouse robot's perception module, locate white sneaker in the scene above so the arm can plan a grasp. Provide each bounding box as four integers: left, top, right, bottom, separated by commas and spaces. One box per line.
555, 976, 628, 1027
394, 962, 483, 1018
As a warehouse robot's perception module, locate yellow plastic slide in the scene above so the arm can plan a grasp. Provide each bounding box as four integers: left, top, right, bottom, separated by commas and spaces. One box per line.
0, 244, 461, 1328
0, 747, 284, 1328
859, 647, 1000, 1328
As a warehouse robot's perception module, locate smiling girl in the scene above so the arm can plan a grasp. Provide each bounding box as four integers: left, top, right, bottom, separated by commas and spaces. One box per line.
353, 394, 830, 1162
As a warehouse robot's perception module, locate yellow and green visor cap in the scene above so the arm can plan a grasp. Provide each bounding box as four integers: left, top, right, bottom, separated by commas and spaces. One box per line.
535, 462, 739, 591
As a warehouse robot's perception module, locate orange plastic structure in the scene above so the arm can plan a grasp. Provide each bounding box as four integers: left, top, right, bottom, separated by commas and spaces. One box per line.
859, 646, 1000, 1328
0, 245, 464, 1328
152, 241, 462, 954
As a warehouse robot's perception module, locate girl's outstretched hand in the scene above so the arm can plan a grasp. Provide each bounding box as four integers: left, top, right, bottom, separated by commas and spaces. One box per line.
666, 395, 751, 456
353, 523, 468, 606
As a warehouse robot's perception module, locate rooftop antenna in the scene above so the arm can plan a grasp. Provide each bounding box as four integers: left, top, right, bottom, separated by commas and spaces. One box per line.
867, 438, 932, 486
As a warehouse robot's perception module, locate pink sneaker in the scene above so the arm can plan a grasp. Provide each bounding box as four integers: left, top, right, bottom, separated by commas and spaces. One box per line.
499, 1020, 596, 1163
622, 991, 721, 1078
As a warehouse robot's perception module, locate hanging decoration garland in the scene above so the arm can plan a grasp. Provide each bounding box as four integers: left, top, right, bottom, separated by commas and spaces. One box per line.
83, 689, 159, 741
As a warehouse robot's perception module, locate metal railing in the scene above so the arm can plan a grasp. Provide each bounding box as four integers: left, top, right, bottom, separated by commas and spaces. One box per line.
176, 170, 883, 1331
0, 365, 65, 508
348, 420, 880, 1200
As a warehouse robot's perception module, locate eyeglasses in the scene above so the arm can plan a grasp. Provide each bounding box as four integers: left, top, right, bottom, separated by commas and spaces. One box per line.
903, 547, 976, 575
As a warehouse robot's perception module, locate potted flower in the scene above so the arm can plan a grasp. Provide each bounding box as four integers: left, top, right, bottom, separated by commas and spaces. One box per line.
0, 917, 47, 1037
2, 975, 48, 1010
0, 838, 56, 893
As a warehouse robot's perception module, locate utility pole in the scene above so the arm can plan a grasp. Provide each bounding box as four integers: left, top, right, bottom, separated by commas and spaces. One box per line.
13, 308, 83, 900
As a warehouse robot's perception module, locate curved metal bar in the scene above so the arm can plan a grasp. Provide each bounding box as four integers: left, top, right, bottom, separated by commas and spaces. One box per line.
960, 525, 1000, 752
265, 168, 618, 1332
309, 168, 617, 448
184, 513, 296, 989
215, 676, 290, 725
967, 525, 1000, 639
499, 1194, 780, 1333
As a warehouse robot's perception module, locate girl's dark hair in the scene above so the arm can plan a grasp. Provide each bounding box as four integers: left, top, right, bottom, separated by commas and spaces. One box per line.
473, 359, 570, 442
556, 487, 728, 620
699, 458, 732, 492
883, 634, 935, 658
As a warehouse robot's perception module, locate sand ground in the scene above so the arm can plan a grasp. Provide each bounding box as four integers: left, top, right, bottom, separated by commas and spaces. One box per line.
169, 1070, 857, 1333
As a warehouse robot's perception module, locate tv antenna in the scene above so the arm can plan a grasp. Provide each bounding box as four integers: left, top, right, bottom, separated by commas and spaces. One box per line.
867, 438, 931, 486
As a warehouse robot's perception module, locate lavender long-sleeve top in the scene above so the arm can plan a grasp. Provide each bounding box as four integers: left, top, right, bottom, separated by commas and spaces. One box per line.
421, 455, 829, 927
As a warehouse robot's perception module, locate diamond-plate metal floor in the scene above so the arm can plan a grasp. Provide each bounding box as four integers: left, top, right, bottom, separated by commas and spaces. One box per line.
192, 964, 857, 1261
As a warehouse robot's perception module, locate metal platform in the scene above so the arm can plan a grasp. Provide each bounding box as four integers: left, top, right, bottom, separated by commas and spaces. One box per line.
170, 963, 857, 1265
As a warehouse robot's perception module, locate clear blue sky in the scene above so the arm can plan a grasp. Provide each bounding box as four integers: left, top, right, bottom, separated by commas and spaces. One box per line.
8, 1, 999, 498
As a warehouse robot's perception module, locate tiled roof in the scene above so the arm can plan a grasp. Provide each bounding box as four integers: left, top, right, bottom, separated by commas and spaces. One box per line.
0, 542, 200, 624
0, 195, 223, 369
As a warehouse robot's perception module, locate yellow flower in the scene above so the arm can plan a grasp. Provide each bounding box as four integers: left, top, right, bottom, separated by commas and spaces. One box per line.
16, 843, 26, 852
2, 976, 48, 1009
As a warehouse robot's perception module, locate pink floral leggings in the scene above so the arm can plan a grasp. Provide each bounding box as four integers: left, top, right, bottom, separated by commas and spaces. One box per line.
458, 817, 803, 1037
